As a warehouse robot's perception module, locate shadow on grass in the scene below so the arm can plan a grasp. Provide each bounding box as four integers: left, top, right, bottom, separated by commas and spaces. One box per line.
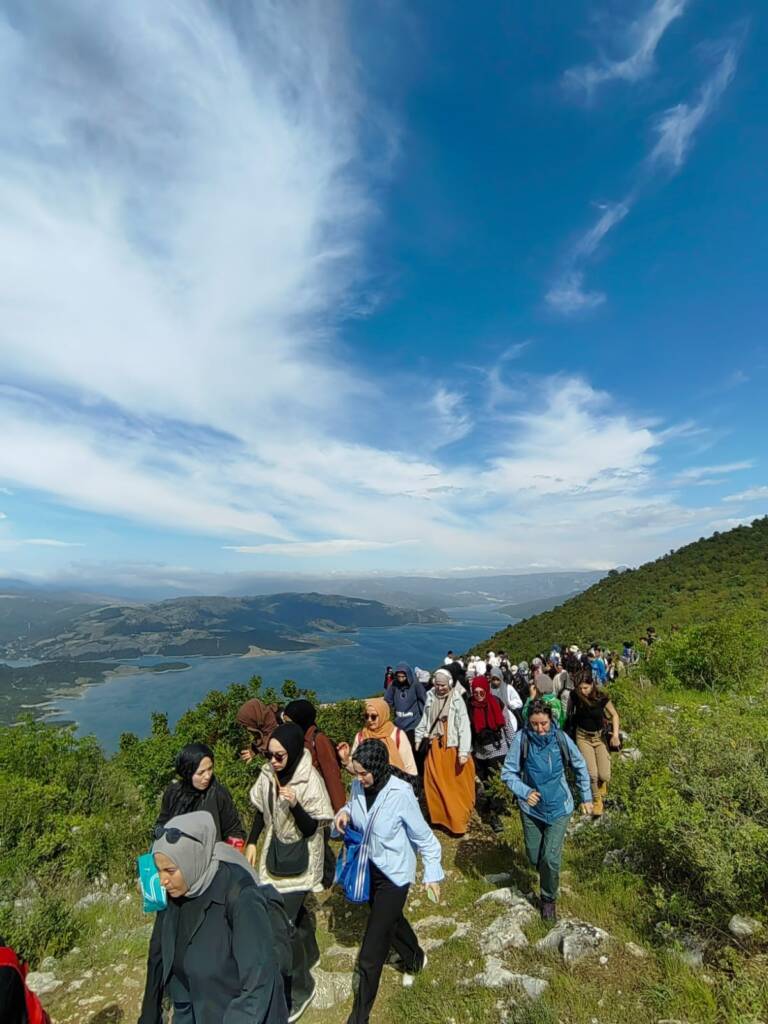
87, 1007, 124, 1023
452, 819, 533, 894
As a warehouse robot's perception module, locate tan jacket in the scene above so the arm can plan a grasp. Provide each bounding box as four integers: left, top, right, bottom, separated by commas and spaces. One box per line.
249, 748, 333, 893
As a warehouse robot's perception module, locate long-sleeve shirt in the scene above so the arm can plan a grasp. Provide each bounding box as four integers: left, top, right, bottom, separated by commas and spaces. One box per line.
304, 725, 347, 812
335, 777, 444, 887
501, 727, 592, 823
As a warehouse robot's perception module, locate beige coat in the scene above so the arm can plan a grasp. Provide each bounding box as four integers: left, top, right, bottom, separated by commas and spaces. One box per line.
249, 748, 333, 893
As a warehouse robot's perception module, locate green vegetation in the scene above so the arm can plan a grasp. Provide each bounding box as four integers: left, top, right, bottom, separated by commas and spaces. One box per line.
474, 516, 768, 656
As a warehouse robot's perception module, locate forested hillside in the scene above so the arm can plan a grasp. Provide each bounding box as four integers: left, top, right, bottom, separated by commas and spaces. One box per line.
475, 518, 768, 656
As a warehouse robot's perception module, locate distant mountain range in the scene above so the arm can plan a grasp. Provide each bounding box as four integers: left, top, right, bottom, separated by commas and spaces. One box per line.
0, 568, 606, 607
0, 591, 449, 662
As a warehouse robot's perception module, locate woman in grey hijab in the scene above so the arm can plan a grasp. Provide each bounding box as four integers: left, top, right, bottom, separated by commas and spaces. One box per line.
138, 811, 288, 1024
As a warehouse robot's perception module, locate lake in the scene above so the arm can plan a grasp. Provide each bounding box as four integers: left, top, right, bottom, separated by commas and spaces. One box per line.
48, 605, 514, 751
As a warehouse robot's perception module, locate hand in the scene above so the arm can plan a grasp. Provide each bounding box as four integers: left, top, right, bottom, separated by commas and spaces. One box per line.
458, 754, 468, 766
278, 785, 297, 806
609, 735, 621, 750
244, 843, 258, 867
526, 790, 541, 807
334, 810, 350, 834
336, 741, 351, 766
580, 802, 594, 816
240, 748, 254, 763
425, 882, 441, 904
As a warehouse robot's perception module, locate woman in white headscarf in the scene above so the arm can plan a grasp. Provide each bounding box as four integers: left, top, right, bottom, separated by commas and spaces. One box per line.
138, 810, 288, 1024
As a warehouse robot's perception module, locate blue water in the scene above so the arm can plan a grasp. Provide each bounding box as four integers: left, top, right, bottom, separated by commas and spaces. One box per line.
48, 606, 513, 752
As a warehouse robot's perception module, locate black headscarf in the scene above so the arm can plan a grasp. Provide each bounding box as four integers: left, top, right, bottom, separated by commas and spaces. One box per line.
353, 739, 392, 807
283, 699, 317, 735
172, 742, 215, 816
268, 723, 306, 784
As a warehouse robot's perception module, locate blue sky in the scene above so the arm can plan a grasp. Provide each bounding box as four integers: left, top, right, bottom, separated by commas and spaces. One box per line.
0, 0, 765, 590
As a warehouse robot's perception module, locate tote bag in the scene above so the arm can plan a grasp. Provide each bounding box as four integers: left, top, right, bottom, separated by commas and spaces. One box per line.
137, 852, 167, 913
335, 798, 385, 904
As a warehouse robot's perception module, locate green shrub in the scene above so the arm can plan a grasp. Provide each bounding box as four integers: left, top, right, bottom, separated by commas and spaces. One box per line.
644, 613, 765, 692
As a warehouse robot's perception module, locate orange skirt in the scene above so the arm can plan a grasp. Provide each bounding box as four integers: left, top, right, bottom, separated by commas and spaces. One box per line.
424, 736, 476, 835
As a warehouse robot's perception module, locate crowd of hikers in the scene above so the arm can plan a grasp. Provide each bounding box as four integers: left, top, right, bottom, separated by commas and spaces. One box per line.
2, 640, 639, 1024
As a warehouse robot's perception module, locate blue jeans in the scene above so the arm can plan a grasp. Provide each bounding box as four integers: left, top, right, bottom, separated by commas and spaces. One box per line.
520, 811, 570, 901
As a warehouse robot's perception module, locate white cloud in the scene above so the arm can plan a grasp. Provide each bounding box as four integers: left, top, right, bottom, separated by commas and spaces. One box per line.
224, 539, 418, 557
650, 41, 740, 170
545, 271, 606, 314
20, 538, 84, 548
723, 486, 768, 503
565, 0, 688, 95
675, 461, 753, 481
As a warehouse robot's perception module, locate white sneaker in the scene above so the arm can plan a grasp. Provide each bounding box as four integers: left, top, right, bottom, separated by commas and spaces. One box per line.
402, 953, 428, 988
288, 985, 316, 1022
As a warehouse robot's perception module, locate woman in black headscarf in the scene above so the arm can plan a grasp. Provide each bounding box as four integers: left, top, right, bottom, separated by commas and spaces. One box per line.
155, 742, 245, 845
334, 739, 444, 1024
246, 724, 333, 1022
138, 810, 288, 1024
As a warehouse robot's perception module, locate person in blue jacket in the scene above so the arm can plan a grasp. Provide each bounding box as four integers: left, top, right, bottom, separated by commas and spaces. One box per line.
501, 699, 593, 922
334, 739, 443, 1024
383, 662, 427, 756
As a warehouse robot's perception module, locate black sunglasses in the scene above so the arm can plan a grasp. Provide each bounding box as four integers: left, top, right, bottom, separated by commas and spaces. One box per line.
154, 825, 202, 845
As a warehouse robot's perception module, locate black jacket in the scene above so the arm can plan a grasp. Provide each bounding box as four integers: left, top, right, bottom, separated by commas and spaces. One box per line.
155, 778, 245, 842
138, 862, 287, 1024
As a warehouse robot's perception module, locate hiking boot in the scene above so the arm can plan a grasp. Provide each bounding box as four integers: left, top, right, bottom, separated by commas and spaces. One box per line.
288, 984, 316, 1023
540, 898, 557, 922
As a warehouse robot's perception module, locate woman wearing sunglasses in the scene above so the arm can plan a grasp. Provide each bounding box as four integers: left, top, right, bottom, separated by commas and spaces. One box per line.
337, 698, 417, 778
245, 724, 333, 1022
138, 811, 287, 1024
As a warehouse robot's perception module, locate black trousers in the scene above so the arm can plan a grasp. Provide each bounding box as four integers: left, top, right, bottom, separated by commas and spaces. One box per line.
281, 890, 318, 1013
346, 863, 424, 1024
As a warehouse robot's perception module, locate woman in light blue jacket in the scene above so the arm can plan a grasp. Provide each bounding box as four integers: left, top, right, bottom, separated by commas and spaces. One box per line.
334, 739, 443, 1024
501, 699, 592, 922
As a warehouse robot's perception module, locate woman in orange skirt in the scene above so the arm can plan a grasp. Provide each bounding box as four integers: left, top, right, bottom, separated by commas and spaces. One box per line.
414, 668, 475, 835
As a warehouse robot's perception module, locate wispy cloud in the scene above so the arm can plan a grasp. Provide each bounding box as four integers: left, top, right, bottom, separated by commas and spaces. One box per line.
223, 540, 418, 557
564, 0, 689, 96
723, 486, 768, 503
21, 538, 84, 548
545, 271, 606, 315
674, 461, 753, 482
650, 40, 741, 170
549, 31, 743, 314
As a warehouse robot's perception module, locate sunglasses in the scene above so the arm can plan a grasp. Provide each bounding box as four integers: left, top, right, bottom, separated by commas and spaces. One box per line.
364, 713, 379, 721
267, 750, 287, 761
154, 825, 202, 845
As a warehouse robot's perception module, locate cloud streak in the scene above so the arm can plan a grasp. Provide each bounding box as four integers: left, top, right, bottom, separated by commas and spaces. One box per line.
564, 0, 688, 96
549, 32, 742, 315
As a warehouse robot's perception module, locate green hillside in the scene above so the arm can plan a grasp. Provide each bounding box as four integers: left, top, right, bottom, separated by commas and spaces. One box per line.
473, 517, 768, 657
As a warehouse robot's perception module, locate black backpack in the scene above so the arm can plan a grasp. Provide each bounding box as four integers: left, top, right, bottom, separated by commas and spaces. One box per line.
225, 872, 294, 977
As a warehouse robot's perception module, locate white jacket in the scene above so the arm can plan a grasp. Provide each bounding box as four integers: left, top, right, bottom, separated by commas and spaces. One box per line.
414, 688, 472, 758
249, 748, 333, 893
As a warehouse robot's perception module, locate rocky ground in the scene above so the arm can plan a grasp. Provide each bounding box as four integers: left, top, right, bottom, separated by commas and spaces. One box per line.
27, 809, 766, 1024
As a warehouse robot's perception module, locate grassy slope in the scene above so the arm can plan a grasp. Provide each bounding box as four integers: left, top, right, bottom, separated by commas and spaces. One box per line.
45, 677, 767, 1024
472, 518, 768, 657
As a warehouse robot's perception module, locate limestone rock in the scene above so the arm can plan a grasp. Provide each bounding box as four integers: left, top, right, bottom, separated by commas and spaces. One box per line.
619, 747, 642, 762
25, 972, 62, 996
728, 914, 763, 939
470, 957, 548, 999
311, 967, 352, 1010
480, 912, 528, 953
484, 871, 514, 885
536, 919, 610, 963
625, 941, 648, 959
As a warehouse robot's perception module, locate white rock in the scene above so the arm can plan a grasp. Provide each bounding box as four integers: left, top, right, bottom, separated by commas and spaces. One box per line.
619, 747, 642, 762
26, 972, 62, 996
311, 967, 352, 1010
476, 887, 528, 906
480, 913, 528, 953
67, 979, 85, 992
470, 958, 548, 999
728, 914, 763, 939
536, 919, 611, 963
625, 942, 648, 959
